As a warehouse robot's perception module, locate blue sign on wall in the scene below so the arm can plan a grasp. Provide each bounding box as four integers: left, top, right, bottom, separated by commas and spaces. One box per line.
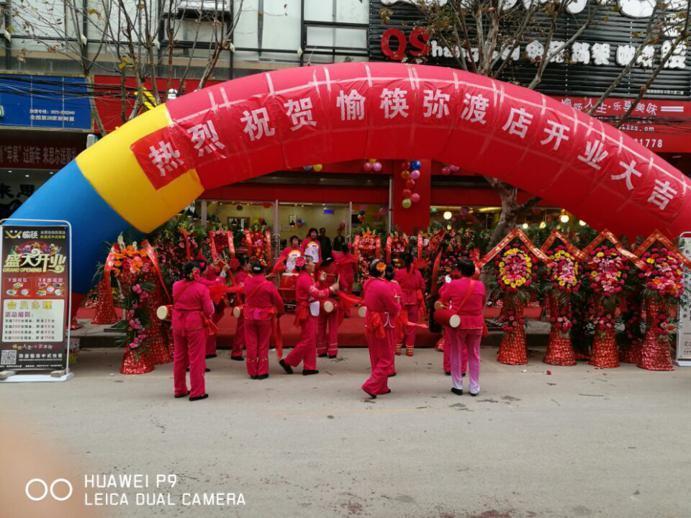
0, 75, 91, 130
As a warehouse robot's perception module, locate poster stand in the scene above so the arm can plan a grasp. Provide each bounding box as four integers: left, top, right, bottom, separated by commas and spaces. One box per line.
0, 219, 73, 383
676, 232, 691, 367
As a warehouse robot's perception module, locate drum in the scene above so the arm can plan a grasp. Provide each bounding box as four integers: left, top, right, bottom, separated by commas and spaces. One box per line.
156, 305, 172, 321
357, 306, 367, 318
232, 305, 243, 318
322, 299, 336, 314
434, 308, 461, 328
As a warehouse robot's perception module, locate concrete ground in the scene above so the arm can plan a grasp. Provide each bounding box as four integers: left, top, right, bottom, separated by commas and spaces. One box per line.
1, 346, 690, 518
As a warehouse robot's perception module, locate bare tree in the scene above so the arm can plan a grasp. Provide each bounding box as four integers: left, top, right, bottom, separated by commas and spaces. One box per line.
9, 0, 244, 130
414, 0, 688, 246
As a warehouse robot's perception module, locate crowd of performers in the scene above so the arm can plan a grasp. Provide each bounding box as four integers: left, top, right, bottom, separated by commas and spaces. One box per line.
170, 228, 486, 401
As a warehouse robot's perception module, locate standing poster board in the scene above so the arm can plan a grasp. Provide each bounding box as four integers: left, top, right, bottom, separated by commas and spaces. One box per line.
0, 220, 73, 382
676, 232, 691, 366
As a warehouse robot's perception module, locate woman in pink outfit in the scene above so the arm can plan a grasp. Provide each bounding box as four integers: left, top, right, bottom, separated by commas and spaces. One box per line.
172, 262, 215, 401
437, 258, 486, 396
394, 253, 426, 356
362, 260, 400, 399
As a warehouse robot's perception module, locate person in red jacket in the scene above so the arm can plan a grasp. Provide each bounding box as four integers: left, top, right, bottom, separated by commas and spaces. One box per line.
280, 256, 337, 375
394, 253, 426, 357
437, 258, 486, 396
316, 256, 343, 358
362, 260, 401, 398
230, 256, 250, 361
242, 261, 285, 380
172, 262, 215, 401
273, 235, 303, 275
301, 228, 322, 265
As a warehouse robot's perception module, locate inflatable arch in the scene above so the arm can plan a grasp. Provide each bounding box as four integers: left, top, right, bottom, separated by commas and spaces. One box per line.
12, 62, 691, 297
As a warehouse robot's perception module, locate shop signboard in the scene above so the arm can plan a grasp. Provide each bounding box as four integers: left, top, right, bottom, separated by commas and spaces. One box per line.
0, 221, 73, 381
0, 74, 91, 130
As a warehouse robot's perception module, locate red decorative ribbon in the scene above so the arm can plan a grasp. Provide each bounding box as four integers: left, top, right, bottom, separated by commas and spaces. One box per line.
142, 240, 171, 302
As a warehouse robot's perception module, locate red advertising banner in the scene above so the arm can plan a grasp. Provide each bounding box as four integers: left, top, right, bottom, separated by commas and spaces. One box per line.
0, 224, 71, 371
555, 96, 691, 153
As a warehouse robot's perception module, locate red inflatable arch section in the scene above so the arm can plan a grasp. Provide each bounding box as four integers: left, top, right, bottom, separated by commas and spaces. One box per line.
158, 62, 690, 238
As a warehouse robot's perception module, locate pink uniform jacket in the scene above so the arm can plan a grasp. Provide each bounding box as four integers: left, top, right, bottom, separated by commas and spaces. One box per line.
439, 278, 486, 330
243, 274, 284, 320
172, 280, 214, 331
364, 278, 401, 330
394, 267, 425, 306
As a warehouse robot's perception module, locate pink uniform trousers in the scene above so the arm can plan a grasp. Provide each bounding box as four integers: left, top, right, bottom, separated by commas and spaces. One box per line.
387, 326, 398, 376
442, 329, 467, 375
317, 310, 342, 356
447, 328, 481, 393
284, 316, 318, 371
231, 315, 245, 357
173, 328, 207, 398
244, 319, 272, 377
362, 330, 394, 396
403, 305, 419, 348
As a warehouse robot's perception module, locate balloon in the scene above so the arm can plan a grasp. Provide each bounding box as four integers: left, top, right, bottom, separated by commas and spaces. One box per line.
449, 164, 461, 173
401, 161, 409, 169
402, 189, 412, 198
401, 198, 412, 209
401, 170, 410, 180
313, 164, 323, 172
410, 160, 422, 170
411, 193, 421, 203
406, 179, 416, 189
410, 170, 420, 180
369, 158, 377, 163
363, 162, 373, 172
373, 161, 383, 172
303, 165, 313, 171
441, 166, 451, 175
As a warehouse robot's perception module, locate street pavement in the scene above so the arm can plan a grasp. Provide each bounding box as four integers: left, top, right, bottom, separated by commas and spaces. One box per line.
1, 346, 690, 518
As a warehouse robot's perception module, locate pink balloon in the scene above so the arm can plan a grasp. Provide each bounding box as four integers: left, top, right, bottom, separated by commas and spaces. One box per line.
363, 162, 373, 172
373, 162, 383, 172
410, 170, 420, 180
411, 193, 421, 203
402, 189, 412, 198
441, 166, 451, 175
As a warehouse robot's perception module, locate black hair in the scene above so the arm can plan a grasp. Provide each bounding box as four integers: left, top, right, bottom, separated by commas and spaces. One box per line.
290, 235, 300, 244
384, 264, 396, 281
308, 227, 318, 236
369, 259, 384, 278
250, 261, 264, 274
321, 256, 334, 268
457, 258, 476, 277
237, 255, 248, 266
402, 252, 414, 270
183, 261, 200, 280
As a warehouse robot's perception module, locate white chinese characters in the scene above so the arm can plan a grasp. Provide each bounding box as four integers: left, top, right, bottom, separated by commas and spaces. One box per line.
540, 120, 571, 150
460, 93, 489, 124
611, 160, 642, 190
241, 108, 275, 142
648, 180, 678, 210
577, 139, 609, 170
422, 89, 451, 119
336, 89, 366, 121
148, 141, 183, 177
285, 97, 317, 131
380, 88, 409, 119
502, 107, 533, 139
187, 120, 225, 157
